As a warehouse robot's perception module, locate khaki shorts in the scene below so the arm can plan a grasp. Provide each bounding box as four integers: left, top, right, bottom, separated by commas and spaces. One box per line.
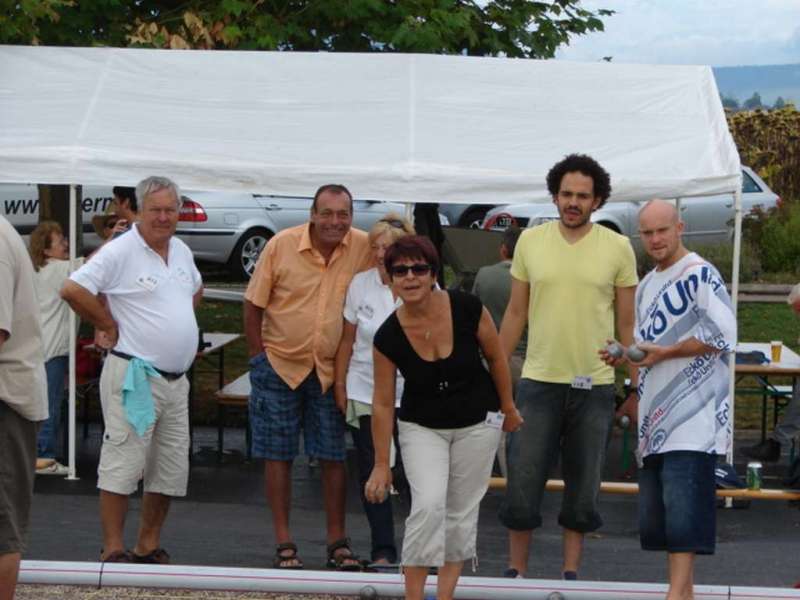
98, 354, 190, 497
0, 401, 37, 555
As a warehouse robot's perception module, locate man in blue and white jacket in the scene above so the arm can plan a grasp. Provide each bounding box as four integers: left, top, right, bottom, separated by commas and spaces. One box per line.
603, 199, 736, 600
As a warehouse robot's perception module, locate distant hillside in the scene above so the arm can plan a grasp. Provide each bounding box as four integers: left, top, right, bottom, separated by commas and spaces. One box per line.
713, 64, 800, 105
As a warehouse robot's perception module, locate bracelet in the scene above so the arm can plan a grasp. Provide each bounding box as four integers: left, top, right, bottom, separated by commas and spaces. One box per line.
334, 381, 346, 387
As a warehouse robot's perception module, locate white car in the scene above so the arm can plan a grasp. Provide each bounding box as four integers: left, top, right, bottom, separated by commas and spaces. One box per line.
482, 167, 779, 246
2, 185, 424, 279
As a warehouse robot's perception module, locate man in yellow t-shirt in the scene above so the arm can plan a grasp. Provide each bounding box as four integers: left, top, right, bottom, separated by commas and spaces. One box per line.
498, 154, 638, 581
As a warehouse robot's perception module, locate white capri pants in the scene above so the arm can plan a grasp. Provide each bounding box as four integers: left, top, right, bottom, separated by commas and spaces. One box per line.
98, 353, 190, 497
398, 419, 501, 567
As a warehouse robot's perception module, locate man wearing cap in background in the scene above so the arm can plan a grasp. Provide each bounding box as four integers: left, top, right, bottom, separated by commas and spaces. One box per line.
602, 199, 736, 600
110, 186, 137, 231
61, 176, 202, 564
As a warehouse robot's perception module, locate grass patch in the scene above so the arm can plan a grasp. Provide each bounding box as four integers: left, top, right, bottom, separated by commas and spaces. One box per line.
191, 300, 799, 429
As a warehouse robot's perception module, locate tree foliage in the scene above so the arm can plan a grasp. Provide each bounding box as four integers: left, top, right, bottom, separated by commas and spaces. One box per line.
729, 105, 800, 203
742, 91, 763, 110
2, 0, 613, 59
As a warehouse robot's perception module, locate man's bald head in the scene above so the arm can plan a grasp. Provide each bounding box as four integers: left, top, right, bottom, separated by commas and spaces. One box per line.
638, 198, 686, 270
639, 199, 679, 226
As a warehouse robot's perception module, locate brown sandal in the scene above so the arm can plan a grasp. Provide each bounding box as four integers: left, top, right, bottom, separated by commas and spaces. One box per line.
273, 542, 304, 569
326, 537, 363, 571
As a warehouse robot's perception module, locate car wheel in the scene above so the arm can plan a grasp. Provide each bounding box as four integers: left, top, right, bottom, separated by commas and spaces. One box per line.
230, 227, 272, 280
458, 206, 492, 229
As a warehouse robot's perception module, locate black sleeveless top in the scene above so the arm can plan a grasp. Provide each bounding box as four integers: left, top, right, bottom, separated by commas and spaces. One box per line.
373, 289, 500, 429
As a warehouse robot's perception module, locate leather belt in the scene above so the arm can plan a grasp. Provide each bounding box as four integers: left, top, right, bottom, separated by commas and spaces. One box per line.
110, 350, 185, 381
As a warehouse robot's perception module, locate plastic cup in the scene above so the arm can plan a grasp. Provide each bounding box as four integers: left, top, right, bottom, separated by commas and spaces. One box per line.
771, 341, 782, 363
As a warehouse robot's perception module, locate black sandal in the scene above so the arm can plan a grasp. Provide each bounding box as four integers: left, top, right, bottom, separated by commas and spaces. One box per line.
273, 542, 304, 569
326, 537, 363, 571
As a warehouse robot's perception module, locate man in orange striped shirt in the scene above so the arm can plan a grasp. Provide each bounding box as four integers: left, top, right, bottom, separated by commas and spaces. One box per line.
244, 184, 371, 570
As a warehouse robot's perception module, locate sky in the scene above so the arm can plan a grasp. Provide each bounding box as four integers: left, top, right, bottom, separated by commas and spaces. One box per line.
555, 0, 800, 67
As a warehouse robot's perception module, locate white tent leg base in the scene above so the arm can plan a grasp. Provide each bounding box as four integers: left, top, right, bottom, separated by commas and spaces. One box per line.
19, 561, 800, 599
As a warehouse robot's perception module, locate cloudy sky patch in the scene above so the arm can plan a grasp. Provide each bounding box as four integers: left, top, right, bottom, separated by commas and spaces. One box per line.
556, 0, 800, 66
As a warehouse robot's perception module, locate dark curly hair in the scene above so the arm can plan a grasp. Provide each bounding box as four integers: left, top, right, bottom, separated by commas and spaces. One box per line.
546, 154, 612, 209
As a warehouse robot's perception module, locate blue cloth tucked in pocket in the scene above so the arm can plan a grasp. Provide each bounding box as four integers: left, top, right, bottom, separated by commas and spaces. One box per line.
121, 357, 162, 436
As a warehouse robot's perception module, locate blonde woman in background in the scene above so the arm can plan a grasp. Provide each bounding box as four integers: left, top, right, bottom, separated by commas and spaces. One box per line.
333, 214, 414, 567
29, 221, 84, 475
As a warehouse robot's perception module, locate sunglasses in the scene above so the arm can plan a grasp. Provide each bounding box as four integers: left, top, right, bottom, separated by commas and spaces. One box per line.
390, 264, 432, 277
380, 218, 405, 230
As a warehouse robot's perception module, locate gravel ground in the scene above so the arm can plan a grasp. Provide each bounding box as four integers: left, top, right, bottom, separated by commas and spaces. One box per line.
17, 586, 358, 600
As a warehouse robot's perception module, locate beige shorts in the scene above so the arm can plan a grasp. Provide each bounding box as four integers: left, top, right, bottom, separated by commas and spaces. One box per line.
398, 419, 500, 567
97, 354, 190, 497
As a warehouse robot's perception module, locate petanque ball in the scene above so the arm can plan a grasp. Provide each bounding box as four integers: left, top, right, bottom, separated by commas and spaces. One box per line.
605, 341, 625, 359
617, 414, 631, 429
547, 593, 565, 600
360, 585, 379, 600
626, 344, 647, 362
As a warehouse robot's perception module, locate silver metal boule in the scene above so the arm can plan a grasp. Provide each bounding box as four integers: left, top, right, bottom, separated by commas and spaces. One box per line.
605, 342, 624, 359
359, 585, 378, 599
618, 414, 631, 429
626, 344, 647, 362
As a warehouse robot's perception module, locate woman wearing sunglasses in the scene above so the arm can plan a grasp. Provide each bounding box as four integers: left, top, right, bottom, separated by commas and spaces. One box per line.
333, 214, 415, 568
365, 235, 523, 600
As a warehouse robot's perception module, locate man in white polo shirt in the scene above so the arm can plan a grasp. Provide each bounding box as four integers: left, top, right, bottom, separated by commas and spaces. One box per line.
62, 176, 202, 564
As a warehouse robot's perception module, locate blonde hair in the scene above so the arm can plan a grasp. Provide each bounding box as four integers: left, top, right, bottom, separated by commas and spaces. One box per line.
29, 221, 63, 271
369, 213, 415, 245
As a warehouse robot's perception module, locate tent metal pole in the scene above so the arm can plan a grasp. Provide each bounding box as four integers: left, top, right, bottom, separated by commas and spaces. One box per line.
67, 184, 78, 480
726, 184, 744, 506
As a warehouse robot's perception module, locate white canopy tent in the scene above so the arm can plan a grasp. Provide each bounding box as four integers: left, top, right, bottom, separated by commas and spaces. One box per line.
0, 45, 743, 478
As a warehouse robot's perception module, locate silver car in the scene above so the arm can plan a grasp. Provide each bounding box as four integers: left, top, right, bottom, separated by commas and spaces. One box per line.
481, 166, 780, 246
177, 192, 411, 278
2, 184, 416, 279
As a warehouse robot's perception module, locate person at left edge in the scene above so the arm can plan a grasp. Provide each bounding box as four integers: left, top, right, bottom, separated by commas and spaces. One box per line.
61, 176, 203, 565
0, 214, 48, 600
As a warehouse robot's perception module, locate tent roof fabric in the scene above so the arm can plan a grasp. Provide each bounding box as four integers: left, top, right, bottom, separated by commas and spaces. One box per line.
0, 45, 740, 204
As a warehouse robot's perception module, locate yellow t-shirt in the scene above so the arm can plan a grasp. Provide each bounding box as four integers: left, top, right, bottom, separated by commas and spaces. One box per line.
511, 221, 638, 384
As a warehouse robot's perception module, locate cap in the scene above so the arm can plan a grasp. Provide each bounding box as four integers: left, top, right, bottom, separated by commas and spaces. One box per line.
715, 462, 745, 489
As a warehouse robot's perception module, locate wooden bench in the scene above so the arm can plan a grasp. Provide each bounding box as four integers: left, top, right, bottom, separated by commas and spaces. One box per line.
215, 372, 251, 461
487, 477, 800, 501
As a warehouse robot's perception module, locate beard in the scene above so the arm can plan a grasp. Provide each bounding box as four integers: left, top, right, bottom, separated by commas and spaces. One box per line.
559, 206, 592, 229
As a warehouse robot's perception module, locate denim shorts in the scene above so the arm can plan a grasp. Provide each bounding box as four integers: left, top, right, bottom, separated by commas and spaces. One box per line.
498, 378, 615, 533
639, 451, 717, 555
248, 352, 346, 461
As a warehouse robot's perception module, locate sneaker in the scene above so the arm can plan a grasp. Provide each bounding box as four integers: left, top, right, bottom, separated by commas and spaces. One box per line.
563, 570, 578, 580
503, 567, 523, 578
742, 439, 781, 462
36, 461, 69, 476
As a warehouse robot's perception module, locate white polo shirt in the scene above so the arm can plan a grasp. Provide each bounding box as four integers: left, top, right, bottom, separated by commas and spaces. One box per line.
70, 224, 202, 373
343, 267, 403, 406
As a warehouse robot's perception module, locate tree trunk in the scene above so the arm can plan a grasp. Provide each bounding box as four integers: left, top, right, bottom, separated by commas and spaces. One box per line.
38, 184, 83, 254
